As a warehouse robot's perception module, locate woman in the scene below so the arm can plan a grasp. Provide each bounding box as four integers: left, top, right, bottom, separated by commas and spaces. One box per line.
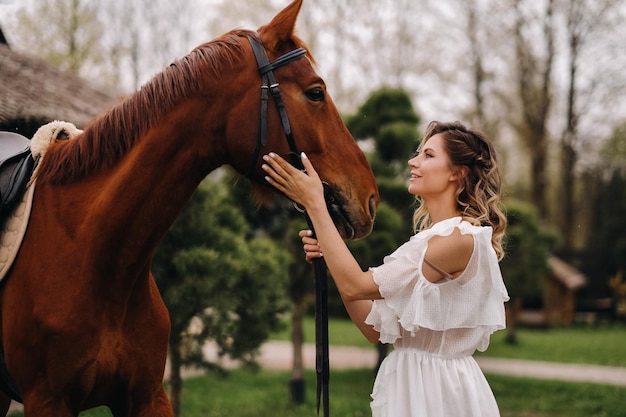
262, 120, 509, 416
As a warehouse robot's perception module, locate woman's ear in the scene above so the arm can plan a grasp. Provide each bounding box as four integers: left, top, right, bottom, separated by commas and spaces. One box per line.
450, 165, 469, 181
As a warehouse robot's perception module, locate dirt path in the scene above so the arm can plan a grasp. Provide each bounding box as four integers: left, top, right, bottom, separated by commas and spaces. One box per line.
196, 340, 626, 386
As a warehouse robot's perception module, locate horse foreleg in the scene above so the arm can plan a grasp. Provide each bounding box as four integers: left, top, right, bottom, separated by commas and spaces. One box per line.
134, 388, 173, 417
108, 385, 172, 417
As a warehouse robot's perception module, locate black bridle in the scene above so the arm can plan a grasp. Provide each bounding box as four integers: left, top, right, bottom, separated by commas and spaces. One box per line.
247, 35, 330, 417
246, 36, 307, 176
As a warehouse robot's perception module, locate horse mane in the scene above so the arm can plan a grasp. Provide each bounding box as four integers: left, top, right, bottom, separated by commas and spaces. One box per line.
36, 29, 259, 185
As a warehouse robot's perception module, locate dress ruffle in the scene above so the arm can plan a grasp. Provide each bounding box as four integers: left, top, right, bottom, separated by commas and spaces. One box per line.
365, 217, 509, 347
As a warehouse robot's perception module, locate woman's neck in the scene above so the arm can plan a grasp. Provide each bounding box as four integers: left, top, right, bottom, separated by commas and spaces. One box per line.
423, 198, 460, 224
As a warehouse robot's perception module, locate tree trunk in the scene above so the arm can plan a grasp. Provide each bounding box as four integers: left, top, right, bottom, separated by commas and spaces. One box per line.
505, 296, 523, 344
513, 0, 555, 221
289, 301, 306, 404
168, 339, 183, 417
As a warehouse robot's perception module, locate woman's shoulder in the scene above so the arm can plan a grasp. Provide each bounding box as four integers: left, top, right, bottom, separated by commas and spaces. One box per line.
415, 217, 491, 240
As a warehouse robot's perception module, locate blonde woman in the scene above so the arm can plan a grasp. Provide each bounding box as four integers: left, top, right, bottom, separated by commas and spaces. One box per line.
263, 121, 509, 417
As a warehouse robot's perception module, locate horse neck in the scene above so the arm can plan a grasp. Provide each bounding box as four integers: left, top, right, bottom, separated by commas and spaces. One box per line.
70, 106, 226, 276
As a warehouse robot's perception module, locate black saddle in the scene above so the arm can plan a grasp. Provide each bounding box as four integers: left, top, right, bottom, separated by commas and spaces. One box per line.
0, 131, 33, 403
0, 132, 36, 226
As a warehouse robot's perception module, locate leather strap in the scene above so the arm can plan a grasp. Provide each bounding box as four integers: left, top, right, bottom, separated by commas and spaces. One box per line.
246, 35, 330, 416
246, 36, 307, 175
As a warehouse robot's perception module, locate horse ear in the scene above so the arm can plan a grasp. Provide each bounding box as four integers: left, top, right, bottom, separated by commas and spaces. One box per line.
258, 0, 303, 51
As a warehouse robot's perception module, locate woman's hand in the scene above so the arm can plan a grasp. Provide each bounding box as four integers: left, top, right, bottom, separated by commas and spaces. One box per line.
262, 152, 325, 211
299, 229, 323, 263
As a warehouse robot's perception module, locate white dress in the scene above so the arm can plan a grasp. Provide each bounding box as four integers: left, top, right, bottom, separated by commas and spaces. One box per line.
365, 217, 509, 417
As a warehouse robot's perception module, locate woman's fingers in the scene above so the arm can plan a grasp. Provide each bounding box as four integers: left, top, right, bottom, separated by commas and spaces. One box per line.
300, 152, 320, 181
299, 229, 322, 263
262, 152, 324, 209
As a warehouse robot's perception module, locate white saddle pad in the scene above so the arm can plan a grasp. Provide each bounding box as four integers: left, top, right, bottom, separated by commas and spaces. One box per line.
0, 183, 35, 281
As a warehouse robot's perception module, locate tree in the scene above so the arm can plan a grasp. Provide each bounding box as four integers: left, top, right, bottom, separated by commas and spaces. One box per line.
500, 200, 557, 343
347, 87, 420, 179
223, 170, 315, 404
11, 0, 103, 77
512, 0, 556, 220
345, 86, 421, 368
581, 123, 626, 306
558, 0, 614, 250
152, 179, 290, 416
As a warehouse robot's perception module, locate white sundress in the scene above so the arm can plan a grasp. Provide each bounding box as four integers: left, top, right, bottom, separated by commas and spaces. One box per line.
365, 217, 510, 417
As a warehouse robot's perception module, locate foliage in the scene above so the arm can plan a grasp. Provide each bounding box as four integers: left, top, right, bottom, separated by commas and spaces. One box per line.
589, 175, 626, 271
348, 201, 406, 268
581, 167, 626, 301
346, 87, 420, 179
500, 200, 558, 302
608, 270, 626, 318
375, 121, 420, 164
346, 87, 419, 140
151, 178, 290, 413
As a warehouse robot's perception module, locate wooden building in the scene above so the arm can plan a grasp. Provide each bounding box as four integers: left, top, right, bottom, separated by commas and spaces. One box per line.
543, 256, 587, 326
519, 256, 587, 327
0, 27, 120, 138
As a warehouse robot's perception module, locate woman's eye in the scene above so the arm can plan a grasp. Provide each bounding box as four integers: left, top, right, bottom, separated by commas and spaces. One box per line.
305, 88, 325, 102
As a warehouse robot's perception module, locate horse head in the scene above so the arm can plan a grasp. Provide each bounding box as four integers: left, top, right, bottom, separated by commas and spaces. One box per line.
225, 0, 378, 240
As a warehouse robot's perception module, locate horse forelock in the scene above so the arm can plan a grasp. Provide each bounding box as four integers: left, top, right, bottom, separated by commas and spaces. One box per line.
36, 29, 257, 185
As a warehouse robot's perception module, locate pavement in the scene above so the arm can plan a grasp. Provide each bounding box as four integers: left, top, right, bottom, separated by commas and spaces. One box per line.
196, 340, 626, 387
8, 341, 626, 413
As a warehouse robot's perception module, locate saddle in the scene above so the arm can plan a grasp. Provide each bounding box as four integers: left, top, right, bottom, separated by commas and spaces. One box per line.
0, 132, 36, 226
0, 132, 35, 403
0, 122, 81, 403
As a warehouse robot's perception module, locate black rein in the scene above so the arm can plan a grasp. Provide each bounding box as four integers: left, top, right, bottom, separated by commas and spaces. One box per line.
246, 36, 331, 417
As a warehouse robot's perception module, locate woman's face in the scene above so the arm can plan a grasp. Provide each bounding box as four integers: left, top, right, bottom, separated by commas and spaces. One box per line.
407, 133, 457, 197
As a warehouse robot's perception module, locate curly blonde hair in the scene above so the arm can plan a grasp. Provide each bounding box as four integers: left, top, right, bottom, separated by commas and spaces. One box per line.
412, 121, 506, 260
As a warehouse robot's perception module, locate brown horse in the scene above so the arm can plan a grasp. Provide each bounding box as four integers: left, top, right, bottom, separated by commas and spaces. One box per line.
0, 0, 378, 415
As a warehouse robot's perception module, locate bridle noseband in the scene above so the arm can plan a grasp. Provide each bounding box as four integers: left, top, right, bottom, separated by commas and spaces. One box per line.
247, 35, 331, 417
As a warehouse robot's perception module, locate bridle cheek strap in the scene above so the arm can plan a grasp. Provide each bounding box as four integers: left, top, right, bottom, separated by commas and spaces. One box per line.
246, 36, 307, 175
247, 35, 330, 417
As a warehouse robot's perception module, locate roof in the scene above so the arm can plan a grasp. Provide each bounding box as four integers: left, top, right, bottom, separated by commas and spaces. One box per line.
0, 42, 121, 130
548, 256, 587, 290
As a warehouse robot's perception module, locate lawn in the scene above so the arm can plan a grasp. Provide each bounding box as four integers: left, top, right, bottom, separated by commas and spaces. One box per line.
274, 317, 626, 367
9, 319, 625, 416
33, 368, 625, 417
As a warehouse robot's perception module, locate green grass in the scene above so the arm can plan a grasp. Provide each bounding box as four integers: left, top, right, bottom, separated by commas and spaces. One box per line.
22, 368, 622, 417
272, 316, 373, 348
8, 320, 625, 416
273, 317, 626, 367
475, 325, 626, 367
489, 374, 626, 417
178, 369, 626, 417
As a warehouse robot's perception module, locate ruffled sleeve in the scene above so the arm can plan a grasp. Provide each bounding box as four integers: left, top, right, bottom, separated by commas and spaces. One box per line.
365, 217, 509, 345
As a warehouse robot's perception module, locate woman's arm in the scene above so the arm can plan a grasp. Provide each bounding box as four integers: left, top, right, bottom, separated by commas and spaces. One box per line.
300, 230, 380, 343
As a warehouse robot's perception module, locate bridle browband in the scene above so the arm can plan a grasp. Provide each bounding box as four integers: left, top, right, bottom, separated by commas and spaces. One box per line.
247, 35, 331, 417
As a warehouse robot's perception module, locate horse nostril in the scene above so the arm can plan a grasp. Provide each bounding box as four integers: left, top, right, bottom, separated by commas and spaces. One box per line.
368, 195, 377, 221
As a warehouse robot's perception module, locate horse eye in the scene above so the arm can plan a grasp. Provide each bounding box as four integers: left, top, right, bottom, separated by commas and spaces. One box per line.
305, 88, 325, 102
